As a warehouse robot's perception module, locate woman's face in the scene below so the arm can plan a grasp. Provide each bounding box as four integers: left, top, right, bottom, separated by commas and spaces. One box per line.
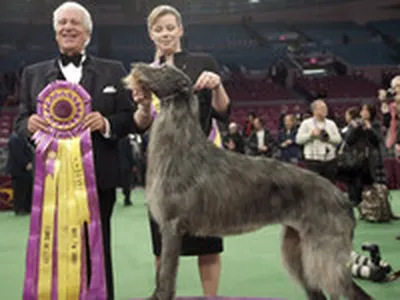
150, 14, 183, 56
345, 111, 352, 124
360, 105, 370, 121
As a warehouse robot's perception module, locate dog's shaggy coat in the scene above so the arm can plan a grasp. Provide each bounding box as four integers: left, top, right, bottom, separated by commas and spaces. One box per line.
125, 63, 373, 300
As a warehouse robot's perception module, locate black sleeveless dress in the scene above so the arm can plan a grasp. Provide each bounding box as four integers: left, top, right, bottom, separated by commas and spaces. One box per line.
148, 51, 230, 256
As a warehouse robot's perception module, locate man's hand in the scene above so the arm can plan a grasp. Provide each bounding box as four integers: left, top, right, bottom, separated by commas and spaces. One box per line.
378, 89, 387, 102
395, 144, 400, 155
281, 139, 292, 148
259, 145, 268, 152
83, 112, 106, 133
27, 114, 49, 134
311, 128, 321, 137
26, 162, 33, 171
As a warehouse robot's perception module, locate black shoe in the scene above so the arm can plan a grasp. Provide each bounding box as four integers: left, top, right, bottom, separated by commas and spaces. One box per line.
15, 210, 29, 216
124, 200, 132, 207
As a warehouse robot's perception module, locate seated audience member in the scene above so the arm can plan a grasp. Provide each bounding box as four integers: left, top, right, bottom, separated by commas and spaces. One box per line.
296, 99, 341, 182
247, 117, 277, 157
223, 122, 244, 154
278, 114, 301, 163
242, 111, 256, 138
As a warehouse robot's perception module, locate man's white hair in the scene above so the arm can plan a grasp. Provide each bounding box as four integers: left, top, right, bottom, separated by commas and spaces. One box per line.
391, 75, 400, 89
53, 1, 93, 35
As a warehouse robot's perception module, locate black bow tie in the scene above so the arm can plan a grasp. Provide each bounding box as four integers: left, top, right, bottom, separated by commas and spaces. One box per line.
60, 53, 83, 67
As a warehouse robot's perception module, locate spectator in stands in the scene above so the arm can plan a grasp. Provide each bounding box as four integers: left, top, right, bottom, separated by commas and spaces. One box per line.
354, 104, 399, 220
380, 76, 400, 157
293, 104, 303, 127
223, 122, 244, 154
6, 132, 33, 215
278, 114, 301, 163
247, 117, 277, 157
278, 105, 288, 129
296, 99, 341, 182
341, 105, 381, 206
242, 111, 256, 138
341, 106, 360, 136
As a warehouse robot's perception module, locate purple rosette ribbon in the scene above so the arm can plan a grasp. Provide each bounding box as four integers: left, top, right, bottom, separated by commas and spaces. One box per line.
22, 80, 107, 300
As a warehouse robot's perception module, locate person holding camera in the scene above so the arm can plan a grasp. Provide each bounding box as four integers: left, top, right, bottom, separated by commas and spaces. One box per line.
379, 76, 400, 157
296, 99, 342, 182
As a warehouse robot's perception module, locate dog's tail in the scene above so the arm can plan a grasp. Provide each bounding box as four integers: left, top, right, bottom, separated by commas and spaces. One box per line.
300, 230, 353, 296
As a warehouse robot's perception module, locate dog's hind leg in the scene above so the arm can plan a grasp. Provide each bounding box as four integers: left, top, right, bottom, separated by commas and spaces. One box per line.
148, 219, 182, 300
281, 226, 327, 300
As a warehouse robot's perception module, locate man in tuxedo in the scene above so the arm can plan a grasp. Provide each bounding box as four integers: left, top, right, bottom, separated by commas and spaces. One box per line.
14, 2, 135, 299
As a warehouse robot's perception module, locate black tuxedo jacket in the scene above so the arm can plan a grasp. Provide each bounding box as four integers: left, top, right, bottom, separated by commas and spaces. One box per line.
14, 55, 134, 190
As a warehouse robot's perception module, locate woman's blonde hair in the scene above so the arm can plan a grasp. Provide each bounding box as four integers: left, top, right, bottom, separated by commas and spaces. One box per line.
147, 5, 183, 31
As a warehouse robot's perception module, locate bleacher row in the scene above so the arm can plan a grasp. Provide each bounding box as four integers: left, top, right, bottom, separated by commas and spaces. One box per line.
1, 19, 400, 71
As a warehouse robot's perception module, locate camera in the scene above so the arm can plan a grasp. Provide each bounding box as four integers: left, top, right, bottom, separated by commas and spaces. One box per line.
350, 243, 393, 282
354, 118, 364, 127
386, 88, 395, 98
319, 129, 329, 142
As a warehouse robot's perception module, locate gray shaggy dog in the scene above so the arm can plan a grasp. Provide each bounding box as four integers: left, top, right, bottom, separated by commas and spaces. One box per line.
125, 63, 373, 300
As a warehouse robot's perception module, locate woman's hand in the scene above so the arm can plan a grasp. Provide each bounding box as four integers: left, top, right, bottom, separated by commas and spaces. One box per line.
194, 71, 221, 91
363, 120, 371, 129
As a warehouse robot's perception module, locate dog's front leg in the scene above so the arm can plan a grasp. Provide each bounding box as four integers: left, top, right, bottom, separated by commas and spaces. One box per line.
149, 219, 182, 300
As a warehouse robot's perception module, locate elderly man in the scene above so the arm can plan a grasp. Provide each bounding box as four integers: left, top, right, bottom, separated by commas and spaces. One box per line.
296, 99, 341, 182
14, 2, 142, 299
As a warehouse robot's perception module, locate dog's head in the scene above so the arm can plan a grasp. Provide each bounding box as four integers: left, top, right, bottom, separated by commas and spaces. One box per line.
124, 62, 193, 101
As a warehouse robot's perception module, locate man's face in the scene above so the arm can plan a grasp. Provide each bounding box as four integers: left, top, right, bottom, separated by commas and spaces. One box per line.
284, 115, 294, 129
55, 8, 89, 55
313, 103, 327, 118
253, 118, 262, 130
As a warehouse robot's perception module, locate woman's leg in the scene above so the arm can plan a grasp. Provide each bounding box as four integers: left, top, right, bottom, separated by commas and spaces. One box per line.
198, 254, 221, 296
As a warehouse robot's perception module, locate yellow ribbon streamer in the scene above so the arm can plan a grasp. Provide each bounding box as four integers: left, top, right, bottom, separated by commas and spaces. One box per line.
38, 152, 59, 300
55, 137, 90, 300
57, 141, 69, 300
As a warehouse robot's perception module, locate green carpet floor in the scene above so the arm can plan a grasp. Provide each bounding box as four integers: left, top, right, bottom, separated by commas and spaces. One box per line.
1, 189, 399, 300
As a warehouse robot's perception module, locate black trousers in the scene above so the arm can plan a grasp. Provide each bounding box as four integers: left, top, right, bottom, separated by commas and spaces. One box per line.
85, 188, 116, 300
304, 159, 337, 183
11, 175, 33, 213
121, 169, 133, 202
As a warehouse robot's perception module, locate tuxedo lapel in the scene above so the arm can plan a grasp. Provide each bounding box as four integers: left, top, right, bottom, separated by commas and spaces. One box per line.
44, 59, 61, 84
80, 56, 98, 96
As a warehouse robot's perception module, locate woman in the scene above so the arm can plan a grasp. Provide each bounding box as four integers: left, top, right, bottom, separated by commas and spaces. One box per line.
131, 5, 230, 296
341, 106, 359, 137
345, 104, 394, 220
340, 106, 367, 205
